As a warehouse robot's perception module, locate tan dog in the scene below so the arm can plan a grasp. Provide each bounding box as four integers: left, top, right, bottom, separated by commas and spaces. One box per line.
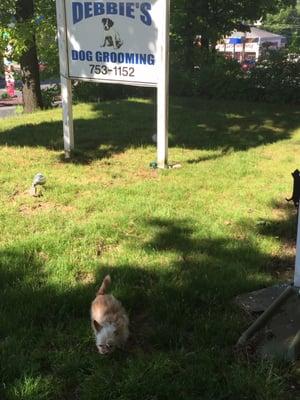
91, 275, 129, 354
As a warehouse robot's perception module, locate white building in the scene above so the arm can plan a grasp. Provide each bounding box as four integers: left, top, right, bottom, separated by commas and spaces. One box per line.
216, 27, 286, 61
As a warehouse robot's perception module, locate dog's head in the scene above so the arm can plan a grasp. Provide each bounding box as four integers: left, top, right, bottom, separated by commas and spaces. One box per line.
102, 18, 114, 31
93, 320, 119, 355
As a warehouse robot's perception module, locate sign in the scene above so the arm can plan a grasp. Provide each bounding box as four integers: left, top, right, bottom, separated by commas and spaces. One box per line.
56, 0, 169, 167
224, 43, 256, 51
229, 37, 243, 45
64, 0, 163, 87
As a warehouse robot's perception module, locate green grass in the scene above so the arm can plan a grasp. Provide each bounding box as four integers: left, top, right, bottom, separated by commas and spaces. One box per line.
1, 97, 300, 399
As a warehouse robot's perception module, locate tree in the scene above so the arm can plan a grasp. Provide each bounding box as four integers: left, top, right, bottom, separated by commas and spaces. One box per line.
262, 4, 300, 53
0, 0, 57, 112
16, 0, 43, 112
171, 0, 297, 69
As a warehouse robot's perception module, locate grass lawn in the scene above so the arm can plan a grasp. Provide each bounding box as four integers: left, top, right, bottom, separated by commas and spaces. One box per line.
1, 96, 300, 399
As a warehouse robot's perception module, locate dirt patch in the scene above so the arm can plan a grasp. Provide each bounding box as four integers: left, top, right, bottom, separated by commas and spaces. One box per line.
95, 240, 120, 257
265, 242, 295, 281
36, 251, 49, 262
96, 240, 109, 256
134, 169, 158, 180
75, 271, 95, 285
19, 201, 75, 215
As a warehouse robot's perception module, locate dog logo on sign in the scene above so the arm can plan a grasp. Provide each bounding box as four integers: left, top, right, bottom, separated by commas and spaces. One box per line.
101, 18, 123, 49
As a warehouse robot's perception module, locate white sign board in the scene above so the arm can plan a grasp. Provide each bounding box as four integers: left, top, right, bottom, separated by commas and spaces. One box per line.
56, 0, 169, 167
64, 0, 162, 86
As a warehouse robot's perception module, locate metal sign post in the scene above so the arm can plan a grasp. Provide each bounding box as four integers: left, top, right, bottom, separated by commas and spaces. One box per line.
55, 0, 170, 167
156, 0, 169, 169
56, 0, 74, 158
294, 203, 300, 287
284, 168, 300, 286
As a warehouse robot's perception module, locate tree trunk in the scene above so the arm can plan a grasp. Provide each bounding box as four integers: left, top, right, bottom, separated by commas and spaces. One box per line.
20, 37, 43, 112
16, 0, 43, 112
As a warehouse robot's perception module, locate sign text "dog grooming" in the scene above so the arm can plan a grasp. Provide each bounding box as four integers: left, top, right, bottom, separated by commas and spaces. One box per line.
64, 0, 163, 86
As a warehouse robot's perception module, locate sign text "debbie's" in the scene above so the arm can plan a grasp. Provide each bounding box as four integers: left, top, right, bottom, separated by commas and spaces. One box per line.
72, 1, 152, 25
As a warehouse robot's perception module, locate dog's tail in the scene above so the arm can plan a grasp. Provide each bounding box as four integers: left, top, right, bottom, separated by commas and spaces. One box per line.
97, 275, 111, 295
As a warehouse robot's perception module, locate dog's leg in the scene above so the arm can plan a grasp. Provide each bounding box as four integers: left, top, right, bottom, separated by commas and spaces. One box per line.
112, 36, 118, 49
100, 38, 107, 48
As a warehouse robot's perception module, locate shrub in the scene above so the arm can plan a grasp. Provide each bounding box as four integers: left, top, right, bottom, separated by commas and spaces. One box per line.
170, 49, 300, 104
249, 50, 300, 104
72, 81, 153, 103
170, 52, 249, 100
41, 85, 61, 109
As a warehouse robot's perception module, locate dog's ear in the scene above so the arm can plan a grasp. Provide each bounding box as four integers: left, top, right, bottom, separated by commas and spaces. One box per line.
102, 18, 106, 23
93, 320, 102, 332
108, 18, 114, 27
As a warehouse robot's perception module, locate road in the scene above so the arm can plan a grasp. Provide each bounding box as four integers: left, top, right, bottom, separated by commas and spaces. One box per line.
0, 106, 17, 118
0, 79, 60, 119
0, 90, 21, 119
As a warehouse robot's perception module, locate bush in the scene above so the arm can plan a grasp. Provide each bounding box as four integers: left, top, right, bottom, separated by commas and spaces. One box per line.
72, 81, 153, 103
248, 50, 300, 104
170, 49, 300, 104
195, 56, 248, 100
170, 53, 249, 100
41, 85, 61, 109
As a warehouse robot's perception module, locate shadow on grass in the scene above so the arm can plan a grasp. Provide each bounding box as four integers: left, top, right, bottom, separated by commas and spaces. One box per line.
0, 98, 299, 164
236, 199, 298, 280
0, 247, 112, 400
1, 212, 296, 398
257, 200, 298, 279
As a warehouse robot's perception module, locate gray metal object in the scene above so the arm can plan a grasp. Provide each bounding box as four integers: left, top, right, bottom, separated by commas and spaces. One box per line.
32, 173, 46, 186
287, 329, 300, 361
237, 285, 300, 361
237, 285, 295, 346
30, 173, 46, 196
